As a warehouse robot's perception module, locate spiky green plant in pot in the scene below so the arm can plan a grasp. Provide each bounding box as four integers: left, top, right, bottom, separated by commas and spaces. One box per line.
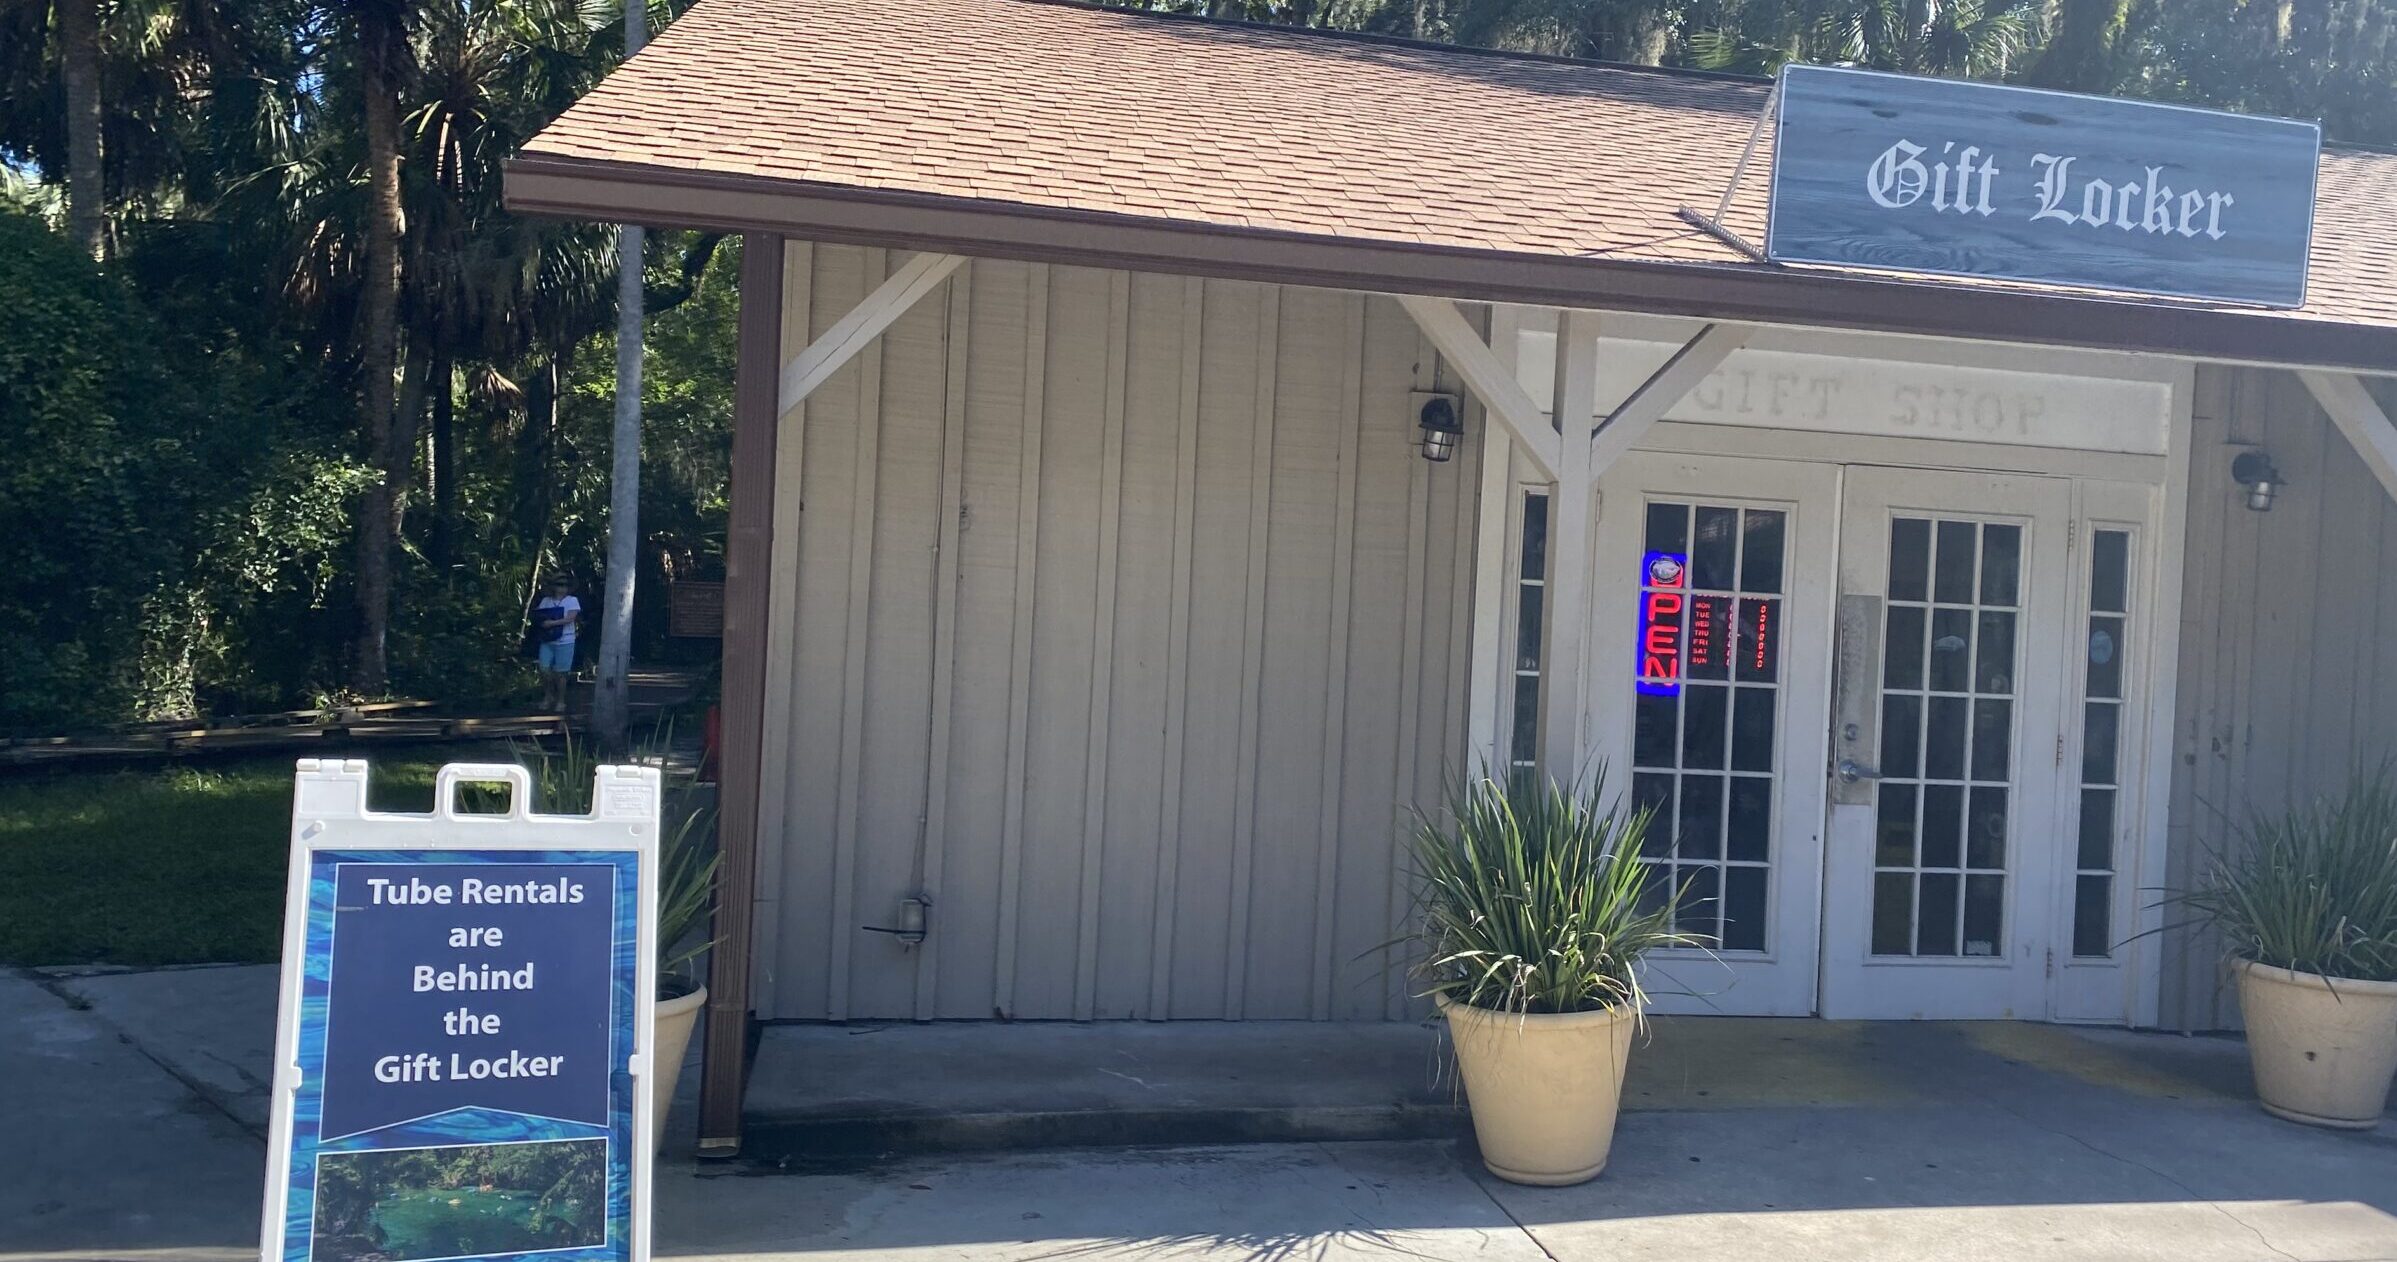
504, 726, 718, 1148
2173, 765, 2397, 1129
1406, 768, 1691, 1185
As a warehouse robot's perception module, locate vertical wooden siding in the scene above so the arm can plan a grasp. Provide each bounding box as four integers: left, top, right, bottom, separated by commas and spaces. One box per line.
766, 251, 1480, 1021
2162, 366, 2397, 1030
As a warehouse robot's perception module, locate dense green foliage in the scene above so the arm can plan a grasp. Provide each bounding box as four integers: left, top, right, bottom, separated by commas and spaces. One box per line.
1407, 770, 1693, 1014
2179, 767, 2397, 982
0, 209, 364, 728
0, 1, 732, 732
1143, 0, 2397, 146
0, 208, 191, 724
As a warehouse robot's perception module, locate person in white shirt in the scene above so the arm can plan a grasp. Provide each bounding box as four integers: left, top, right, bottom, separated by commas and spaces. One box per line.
532, 578, 582, 712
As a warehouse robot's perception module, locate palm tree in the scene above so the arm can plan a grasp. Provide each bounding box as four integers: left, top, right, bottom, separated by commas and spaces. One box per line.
58, 0, 101, 255
2025, 0, 2131, 89
593, 0, 649, 750
396, 0, 623, 651
0, 0, 186, 259
1688, 0, 2041, 77
350, 0, 412, 694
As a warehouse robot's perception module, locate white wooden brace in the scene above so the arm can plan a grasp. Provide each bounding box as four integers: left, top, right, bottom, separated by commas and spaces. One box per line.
2298, 370, 2397, 507
1395, 294, 1563, 481
1590, 322, 1755, 477
779, 252, 967, 413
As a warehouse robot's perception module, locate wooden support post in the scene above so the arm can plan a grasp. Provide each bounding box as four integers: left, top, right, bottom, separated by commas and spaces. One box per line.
697, 233, 785, 1156
1542, 310, 1602, 775
779, 252, 964, 412
2298, 371, 2397, 506
1395, 294, 1562, 481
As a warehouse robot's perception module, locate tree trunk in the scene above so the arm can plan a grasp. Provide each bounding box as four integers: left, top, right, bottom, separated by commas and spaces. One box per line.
390, 343, 431, 533
59, 0, 104, 259
593, 3, 651, 754
593, 222, 644, 751
1600, 3, 1672, 64
2026, 0, 2134, 90
519, 350, 565, 647
349, 10, 406, 694
430, 350, 454, 571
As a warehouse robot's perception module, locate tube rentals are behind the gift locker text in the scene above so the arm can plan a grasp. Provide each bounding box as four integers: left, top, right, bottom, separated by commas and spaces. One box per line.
261, 760, 660, 1262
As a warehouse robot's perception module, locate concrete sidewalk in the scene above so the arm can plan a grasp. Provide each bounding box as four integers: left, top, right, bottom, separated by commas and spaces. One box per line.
3, 968, 266, 1262
11, 963, 2397, 1262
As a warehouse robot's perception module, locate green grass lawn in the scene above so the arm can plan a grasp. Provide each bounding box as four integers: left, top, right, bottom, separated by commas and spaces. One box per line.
0, 754, 455, 967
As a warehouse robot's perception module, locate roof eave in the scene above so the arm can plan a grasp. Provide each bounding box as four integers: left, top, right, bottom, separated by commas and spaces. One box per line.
505, 152, 2397, 376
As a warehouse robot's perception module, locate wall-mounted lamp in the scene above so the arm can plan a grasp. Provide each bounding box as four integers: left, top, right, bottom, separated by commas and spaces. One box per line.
1414, 392, 1463, 463
2231, 450, 2284, 512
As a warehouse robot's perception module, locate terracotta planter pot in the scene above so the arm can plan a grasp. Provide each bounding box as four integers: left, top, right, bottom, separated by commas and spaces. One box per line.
651, 984, 708, 1153
2237, 960, 2397, 1129
1437, 993, 1637, 1185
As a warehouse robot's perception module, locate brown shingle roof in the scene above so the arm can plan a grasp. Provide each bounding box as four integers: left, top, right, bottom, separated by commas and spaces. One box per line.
511, 0, 2397, 368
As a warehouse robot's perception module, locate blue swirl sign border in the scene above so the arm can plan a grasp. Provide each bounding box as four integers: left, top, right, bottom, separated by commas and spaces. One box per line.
274, 849, 639, 1262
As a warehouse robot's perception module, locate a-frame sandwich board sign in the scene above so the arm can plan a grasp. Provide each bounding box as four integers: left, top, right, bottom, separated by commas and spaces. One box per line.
261, 760, 659, 1262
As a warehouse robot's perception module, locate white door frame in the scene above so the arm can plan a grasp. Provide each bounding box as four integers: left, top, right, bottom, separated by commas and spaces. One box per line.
1585, 452, 1841, 1016
2048, 478, 2173, 1022
1818, 466, 2075, 1019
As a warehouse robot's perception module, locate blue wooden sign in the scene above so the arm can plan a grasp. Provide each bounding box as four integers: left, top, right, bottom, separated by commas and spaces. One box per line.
1765, 64, 2321, 309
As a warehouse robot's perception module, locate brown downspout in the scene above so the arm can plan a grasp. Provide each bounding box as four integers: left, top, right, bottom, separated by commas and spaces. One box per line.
698, 233, 784, 1155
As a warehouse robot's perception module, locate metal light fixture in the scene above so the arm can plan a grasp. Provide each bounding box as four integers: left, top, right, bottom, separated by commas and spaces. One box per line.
1415, 393, 1463, 463
2232, 450, 2283, 512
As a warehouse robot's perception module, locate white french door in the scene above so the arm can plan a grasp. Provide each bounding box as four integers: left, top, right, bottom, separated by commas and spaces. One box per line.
1575, 453, 2143, 1021
1816, 468, 2075, 1020
1589, 453, 1839, 1017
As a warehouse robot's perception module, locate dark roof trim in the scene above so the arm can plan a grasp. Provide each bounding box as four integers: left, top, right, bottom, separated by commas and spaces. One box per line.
506, 154, 2397, 375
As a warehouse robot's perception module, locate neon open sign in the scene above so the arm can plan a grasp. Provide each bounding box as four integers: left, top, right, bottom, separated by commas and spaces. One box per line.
1638, 552, 1781, 694
1638, 552, 1688, 696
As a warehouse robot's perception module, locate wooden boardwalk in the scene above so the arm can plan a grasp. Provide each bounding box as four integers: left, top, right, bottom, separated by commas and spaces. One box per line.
1, 668, 705, 770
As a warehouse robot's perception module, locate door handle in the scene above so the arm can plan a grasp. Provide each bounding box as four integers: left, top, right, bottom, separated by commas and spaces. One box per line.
1829, 594, 1884, 806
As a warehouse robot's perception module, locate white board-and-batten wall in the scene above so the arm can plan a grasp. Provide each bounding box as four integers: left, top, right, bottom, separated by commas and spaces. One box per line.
2161, 367, 2397, 1031
739, 244, 2397, 1032
749, 246, 1483, 1023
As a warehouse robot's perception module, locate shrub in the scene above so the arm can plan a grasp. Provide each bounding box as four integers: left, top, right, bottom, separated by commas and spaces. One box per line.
2179, 766, 2397, 983
1406, 769, 1692, 1016
499, 729, 718, 994
0, 211, 359, 729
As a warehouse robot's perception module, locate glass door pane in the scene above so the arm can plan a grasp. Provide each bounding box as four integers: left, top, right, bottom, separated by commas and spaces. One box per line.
1818, 467, 2070, 1021
1593, 452, 1839, 1018
1869, 517, 2021, 959
1631, 499, 1788, 953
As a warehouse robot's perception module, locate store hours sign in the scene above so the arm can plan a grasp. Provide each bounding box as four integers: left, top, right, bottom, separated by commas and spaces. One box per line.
1765, 64, 2321, 308
263, 761, 660, 1262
